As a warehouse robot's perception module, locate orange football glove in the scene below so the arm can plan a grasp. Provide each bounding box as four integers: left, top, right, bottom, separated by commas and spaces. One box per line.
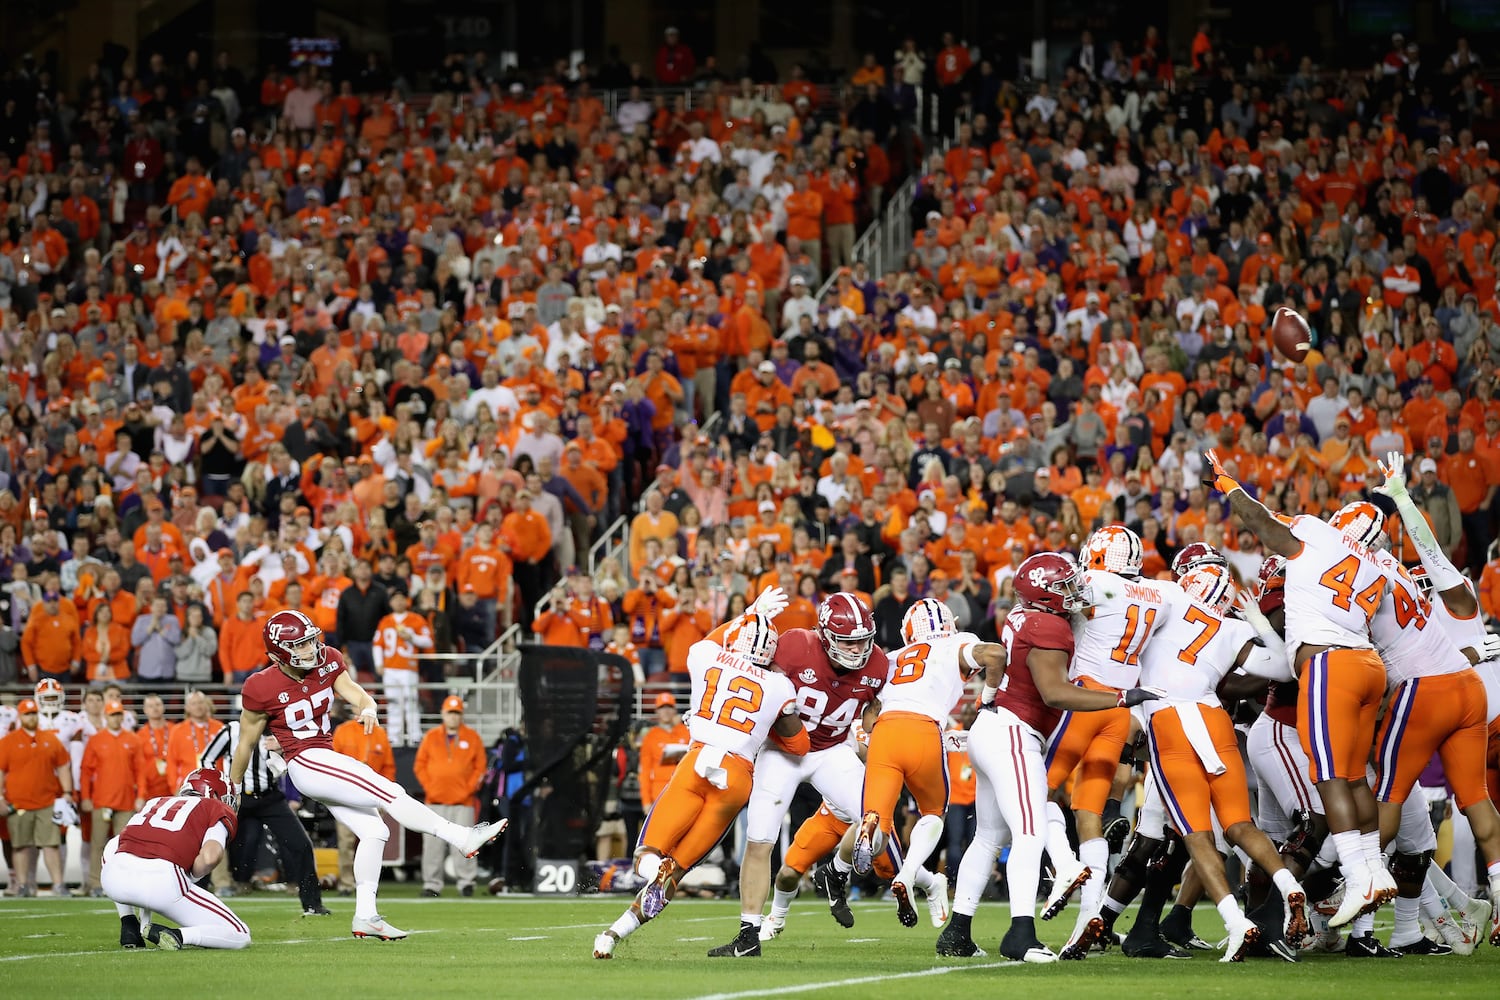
1203, 448, 1242, 496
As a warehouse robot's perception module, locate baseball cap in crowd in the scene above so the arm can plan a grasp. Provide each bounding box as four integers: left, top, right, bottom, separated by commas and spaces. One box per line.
759, 500, 776, 513
655, 693, 676, 708
1418, 458, 1438, 474
441, 696, 465, 713
105, 699, 125, 716
18, 699, 38, 713
758, 360, 776, 374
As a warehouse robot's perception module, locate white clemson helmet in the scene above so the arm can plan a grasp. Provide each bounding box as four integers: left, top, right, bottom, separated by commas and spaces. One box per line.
1330, 500, 1386, 549
1180, 564, 1236, 614
724, 613, 779, 668
1083, 524, 1144, 577
901, 598, 957, 645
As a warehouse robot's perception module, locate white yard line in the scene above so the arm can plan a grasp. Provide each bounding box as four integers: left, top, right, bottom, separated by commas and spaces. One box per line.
687, 961, 1020, 1000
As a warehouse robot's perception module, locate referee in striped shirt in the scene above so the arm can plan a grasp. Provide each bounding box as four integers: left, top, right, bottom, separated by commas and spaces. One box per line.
202, 719, 330, 916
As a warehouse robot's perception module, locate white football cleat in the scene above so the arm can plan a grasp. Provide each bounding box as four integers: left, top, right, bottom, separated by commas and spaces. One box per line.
593, 932, 616, 959
758, 914, 786, 941
351, 914, 408, 940
640, 859, 676, 920
1219, 917, 1259, 963
1041, 857, 1091, 921
1369, 865, 1398, 911
461, 819, 509, 858
1018, 944, 1059, 964
925, 873, 950, 927
1428, 912, 1476, 956
1328, 867, 1374, 928
851, 812, 881, 876
1283, 891, 1309, 950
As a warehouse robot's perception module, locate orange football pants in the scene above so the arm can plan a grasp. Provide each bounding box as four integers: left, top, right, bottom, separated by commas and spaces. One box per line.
862, 711, 949, 834
1485, 717, 1500, 806
784, 802, 896, 880
1297, 648, 1386, 783
1374, 670, 1490, 809
635, 743, 752, 871
1148, 704, 1251, 835
1045, 676, 1130, 814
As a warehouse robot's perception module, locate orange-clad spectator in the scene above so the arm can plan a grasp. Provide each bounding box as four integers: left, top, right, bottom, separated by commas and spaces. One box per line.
0, 698, 73, 889
454, 523, 512, 609
628, 489, 681, 574
165, 158, 214, 221
784, 175, 824, 266
82, 604, 132, 682
331, 711, 397, 893
936, 33, 973, 87
747, 500, 793, 553
220, 591, 269, 682
1444, 427, 1500, 518
60, 178, 102, 245
414, 695, 488, 896
79, 698, 147, 892
944, 707, 978, 867
1481, 552, 1500, 622
499, 490, 554, 627
165, 690, 223, 790
374, 590, 434, 748
660, 587, 715, 675
637, 692, 690, 808
22, 588, 82, 681
135, 693, 174, 800
821, 166, 859, 270
406, 519, 457, 579
640, 352, 684, 431
622, 575, 678, 678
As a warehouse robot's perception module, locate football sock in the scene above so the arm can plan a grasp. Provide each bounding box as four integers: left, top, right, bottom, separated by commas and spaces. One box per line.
770, 886, 797, 919
636, 852, 664, 884
898, 816, 943, 885
1045, 802, 1076, 867
1006, 833, 1045, 921
741, 912, 763, 928
609, 910, 642, 939
832, 854, 853, 876
1330, 831, 1363, 871
1353, 911, 1374, 937
952, 833, 1000, 916
383, 793, 467, 847
1390, 896, 1421, 947
1425, 864, 1469, 907
354, 837, 384, 920
948, 910, 973, 935
181, 924, 250, 949
1216, 895, 1242, 928
1419, 880, 1448, 923
913, 866, 937, 893
1360, 831, 1382, 870
1103, 799, 1122, 824
1271, 867, 1300, 899
1078, 837, 1108, 913
115, 903, 135, 919
1309, 835, 1339, 872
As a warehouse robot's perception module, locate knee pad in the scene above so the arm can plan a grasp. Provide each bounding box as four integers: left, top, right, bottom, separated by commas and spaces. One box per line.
1389, 849, 1433, 885
1151, 831, 1189, 882
1113, 832, 1160, 886
1278, 809, 1324, 873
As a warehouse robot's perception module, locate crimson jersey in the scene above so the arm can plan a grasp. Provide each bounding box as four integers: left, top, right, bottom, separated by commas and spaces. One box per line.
240, 646, 348, 760
996, 604, 1075, 735
117, 795, 238, 871
773, 628, 888, 752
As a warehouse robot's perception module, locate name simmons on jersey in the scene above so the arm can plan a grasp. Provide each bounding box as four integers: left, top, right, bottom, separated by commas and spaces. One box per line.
240, 647, 349, 759
774, 629, 887, 751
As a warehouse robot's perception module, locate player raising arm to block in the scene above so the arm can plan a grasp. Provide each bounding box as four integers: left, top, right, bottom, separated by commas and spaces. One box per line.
594, 609, 807, 960
1205, 450, 1396, 928
102, 768, 250, 951
230, 610, 506, 942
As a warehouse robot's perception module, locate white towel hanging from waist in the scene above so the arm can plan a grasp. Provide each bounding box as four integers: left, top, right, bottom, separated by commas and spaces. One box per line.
694, 745, 730, 789
1172, 701, 1227, 776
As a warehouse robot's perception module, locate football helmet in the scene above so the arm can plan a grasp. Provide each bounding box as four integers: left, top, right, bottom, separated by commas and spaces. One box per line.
1180, 564, 1235, 613
1014, 552, 1091, 615
1256, 554, 1287, 614
901, 598, 957, 645
817, 592, 877, 671
179, 767, 235, 804
34, 677, 64, 715
1083, 524, 1144, 578
724, 613, 779, 668
1330, 501, 1385, 549
1405, 564, 1433, 600
263, 609, 323, 673
52, 796, 79, 827
1171, 541, 1228, 579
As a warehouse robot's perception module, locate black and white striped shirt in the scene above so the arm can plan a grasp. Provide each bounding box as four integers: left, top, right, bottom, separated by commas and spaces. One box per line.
201, 722, 274, 796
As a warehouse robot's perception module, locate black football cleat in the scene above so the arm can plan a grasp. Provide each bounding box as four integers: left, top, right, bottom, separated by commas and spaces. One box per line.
1103, 817, 1131, 854
707, 921, 762, 958
120, 915, 146, 950
1345, 934, 1403, 958
813, 863, 854, 929
1161, 907, 1213, 950
1265, 937, 1300, 963
1000, 922, 1058, 964
148, 925, 184, 951
935, 922, 988, 957
303, 905, 332, 916
1393, 937, 1451, 956
1121, 935, 1193, 959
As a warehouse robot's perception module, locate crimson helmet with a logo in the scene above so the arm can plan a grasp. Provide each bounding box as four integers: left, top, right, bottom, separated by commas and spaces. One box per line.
1083, 524, 1143, 577
1171, 541, 1227, 579
1256, 554, 1286, 614
1330, 500, 1385, 549
263, 609, 324, 673
34, 677, 64, 714
179, 767, 234, 803
1180, 564, 1235, 613
1405, 563, 1434, 600
1014, 552, 1091, 615
818, 592, 877, 670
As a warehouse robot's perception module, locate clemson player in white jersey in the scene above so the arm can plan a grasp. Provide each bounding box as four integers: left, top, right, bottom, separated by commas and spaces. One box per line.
1071, 564, 1309, 962
593, 608, 806, 959
836, 598, 972, 928
1045, 525, 1180, 935
1370, 454, 1500, 948
1206, 450, 1397, 930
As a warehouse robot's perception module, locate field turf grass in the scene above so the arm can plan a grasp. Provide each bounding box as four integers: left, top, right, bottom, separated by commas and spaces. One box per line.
1, 886, 1495, 998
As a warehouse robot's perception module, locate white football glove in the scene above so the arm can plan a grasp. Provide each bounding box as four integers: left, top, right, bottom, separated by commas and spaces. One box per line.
748, 585, 789, 621
1373, 452, 1408, 503
359, 706, 379, 734
1482, 632, 1500, 663
264, 750, 288, 779
942, 729, 969, 753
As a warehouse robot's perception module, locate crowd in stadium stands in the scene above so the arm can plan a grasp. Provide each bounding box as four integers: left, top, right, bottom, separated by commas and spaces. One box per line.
0, 23, 1498, 704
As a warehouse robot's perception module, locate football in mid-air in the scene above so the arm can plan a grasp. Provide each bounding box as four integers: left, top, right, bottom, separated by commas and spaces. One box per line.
1270, 306, 1312, 362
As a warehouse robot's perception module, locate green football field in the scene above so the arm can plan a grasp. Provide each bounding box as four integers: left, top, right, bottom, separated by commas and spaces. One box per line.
1, 887, 1494, 999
